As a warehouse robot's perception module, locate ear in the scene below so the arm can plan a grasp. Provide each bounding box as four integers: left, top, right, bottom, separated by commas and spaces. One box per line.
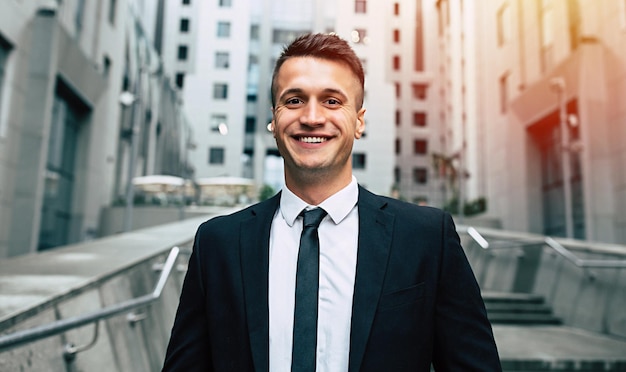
269, 108, 276, 136
354, 108, 366, 139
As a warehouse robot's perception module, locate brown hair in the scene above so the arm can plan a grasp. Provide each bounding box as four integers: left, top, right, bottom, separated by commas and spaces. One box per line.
271, 33, 365, 109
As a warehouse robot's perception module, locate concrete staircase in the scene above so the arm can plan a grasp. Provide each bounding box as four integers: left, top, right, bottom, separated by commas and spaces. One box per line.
483, 292, 561, 325
484, 293, 626, 371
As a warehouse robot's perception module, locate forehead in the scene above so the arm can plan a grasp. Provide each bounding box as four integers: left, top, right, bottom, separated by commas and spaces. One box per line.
275, 57, 361, 94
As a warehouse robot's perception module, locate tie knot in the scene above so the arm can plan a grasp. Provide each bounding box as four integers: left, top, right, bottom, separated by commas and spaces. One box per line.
302, 207, 327, 228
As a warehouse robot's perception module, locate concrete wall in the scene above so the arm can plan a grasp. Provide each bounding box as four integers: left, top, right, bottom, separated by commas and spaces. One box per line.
0, 210, 235, 372
460, 225, 626, 340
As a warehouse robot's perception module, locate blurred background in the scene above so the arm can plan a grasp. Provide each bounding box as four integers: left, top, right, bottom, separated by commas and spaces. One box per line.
1, 1, 626, 370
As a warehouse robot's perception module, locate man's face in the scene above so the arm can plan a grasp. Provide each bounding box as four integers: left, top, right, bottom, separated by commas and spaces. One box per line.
271, 57, 366, 186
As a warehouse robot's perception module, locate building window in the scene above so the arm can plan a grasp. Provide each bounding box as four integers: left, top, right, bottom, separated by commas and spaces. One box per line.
210, 114, 228, 134
175, 73, 185, 89
219, 0, 232, 7
215, 52, 229, 69
413, 139, 428, 155
209, 147, 225, 164
177, 45, 188, 60
182, 0, 190, 5
395, 138, 401, 154
413, 167, 428, 184
213, 83, 228, 99
497, 3, 511, 47
217, 21, 231, 38
394, 2, 400, 15
273, 29, 309, 44
351, 28, 367, 44
395, 110, 401, 126
394, 167, 401, 183
180, 18, 190, 33
499, 73, 509, 113
413, 112, 426, 127
245, 116, 256, 133
352, 153, 366, 169
250, 25, 260, 40
247, 94, 257, 102
393, 55, 401, 70
355, 0, 367, 13
0, 37, 12, 138
108, 0, 117, 24
393, 29, 400, 43
395, 82, 401, 98
412, 83, 427, 100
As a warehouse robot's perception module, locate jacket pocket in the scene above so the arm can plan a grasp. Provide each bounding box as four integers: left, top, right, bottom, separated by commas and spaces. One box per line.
377, 282, 425, 311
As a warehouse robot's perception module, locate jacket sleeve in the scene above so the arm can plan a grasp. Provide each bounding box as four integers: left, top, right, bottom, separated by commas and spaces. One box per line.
162, 225, 213, 372
432, 212, 502, 371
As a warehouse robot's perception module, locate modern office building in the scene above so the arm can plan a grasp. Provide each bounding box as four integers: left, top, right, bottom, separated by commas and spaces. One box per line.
0, 0, 126, 256
390, 0, 445, 207
0, 0, 190, 257
166, 0, 251, 182
450, 0, 626, 243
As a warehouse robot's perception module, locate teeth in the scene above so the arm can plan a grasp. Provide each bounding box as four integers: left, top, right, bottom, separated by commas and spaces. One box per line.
300, 137, 327, 143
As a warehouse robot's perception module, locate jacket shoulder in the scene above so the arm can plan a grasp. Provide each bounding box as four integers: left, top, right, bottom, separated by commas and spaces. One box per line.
197, 193, 280, 231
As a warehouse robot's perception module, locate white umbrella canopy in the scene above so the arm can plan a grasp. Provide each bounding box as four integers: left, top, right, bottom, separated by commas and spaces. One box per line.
132, 175, 185, 193
195, 177, 255, 206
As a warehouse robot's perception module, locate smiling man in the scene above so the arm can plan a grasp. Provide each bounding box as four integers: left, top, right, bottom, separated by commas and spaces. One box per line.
163, 33, 501, 372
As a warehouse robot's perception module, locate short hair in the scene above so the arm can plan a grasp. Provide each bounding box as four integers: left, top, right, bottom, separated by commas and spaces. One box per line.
271, 33, 365, 109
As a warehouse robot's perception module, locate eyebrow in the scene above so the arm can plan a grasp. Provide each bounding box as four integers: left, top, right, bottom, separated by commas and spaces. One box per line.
278, 87, 348, 103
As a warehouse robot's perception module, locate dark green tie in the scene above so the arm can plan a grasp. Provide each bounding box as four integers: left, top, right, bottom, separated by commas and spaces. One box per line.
291, 207, 327, 372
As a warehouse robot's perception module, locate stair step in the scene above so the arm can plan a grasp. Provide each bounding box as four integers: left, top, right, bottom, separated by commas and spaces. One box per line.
483, 292, 546, 304
488, 313, 562, 325
482, 292, 562, 325
486, 303, 554, 314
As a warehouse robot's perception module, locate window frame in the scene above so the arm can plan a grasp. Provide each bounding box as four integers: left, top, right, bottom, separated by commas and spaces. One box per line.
352, 152, 366, 169
413, 139, 428, 155
217, 21, 231, 38
209, 147, 225, 164
213, 83, 229, 100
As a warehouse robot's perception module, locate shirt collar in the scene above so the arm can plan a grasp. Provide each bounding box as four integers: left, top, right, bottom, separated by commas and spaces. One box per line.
279, 176, 359, 227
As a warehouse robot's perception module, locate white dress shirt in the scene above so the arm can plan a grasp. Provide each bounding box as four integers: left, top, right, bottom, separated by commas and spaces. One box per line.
269, 177, 359, 372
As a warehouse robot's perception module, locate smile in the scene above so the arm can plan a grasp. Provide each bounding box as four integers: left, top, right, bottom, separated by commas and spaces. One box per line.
298, 136, 328, 143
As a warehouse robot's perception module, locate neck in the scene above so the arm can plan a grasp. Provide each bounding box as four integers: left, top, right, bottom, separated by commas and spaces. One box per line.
285, 172, 352, 205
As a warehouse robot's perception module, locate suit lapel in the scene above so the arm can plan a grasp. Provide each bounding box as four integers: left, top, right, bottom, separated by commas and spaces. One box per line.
240, 194, 280, 372
349, 187, 395, 372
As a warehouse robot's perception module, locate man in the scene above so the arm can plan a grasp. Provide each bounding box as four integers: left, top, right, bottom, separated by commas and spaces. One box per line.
163, 33, 501, 371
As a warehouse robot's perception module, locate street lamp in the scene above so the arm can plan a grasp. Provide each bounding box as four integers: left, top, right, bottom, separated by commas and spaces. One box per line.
119, 81, 142, 232
550, 77, 574, 238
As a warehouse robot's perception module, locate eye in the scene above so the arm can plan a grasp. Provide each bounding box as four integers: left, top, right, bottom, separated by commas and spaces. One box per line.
325, 98, 341, 106
285, 97, 303, 105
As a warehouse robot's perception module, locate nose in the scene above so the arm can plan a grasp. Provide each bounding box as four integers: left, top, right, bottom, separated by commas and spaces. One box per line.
300, 101, 325, 126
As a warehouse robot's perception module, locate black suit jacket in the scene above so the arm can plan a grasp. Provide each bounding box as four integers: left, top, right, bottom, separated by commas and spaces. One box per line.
163, 187, 501, 371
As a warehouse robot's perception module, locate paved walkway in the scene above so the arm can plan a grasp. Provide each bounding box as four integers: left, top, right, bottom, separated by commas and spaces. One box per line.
494, 325, 626, 370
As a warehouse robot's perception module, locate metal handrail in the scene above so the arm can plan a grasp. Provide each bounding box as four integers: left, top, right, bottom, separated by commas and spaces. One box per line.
0, 246, 180, 352
544, 237, 626, 268
463, 227, 626, 269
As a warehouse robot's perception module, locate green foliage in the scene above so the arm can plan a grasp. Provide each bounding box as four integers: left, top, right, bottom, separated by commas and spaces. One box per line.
259, 184, 277, 201
444, 196, 487, 217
